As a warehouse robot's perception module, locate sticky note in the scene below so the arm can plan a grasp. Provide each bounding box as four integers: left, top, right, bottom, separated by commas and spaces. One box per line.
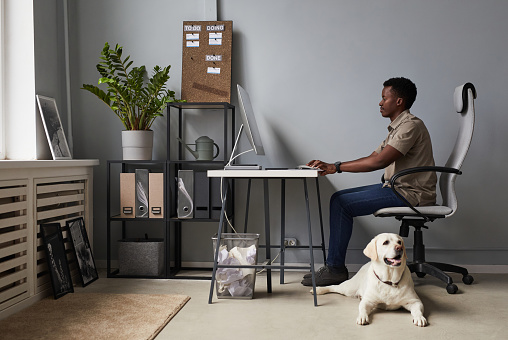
207, 67, 221, 74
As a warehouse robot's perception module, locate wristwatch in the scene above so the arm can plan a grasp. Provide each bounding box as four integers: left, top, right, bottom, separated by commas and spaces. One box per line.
334, 161, 342, 173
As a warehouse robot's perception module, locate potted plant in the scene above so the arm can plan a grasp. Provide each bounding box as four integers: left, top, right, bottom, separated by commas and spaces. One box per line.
82, 42, 182, 160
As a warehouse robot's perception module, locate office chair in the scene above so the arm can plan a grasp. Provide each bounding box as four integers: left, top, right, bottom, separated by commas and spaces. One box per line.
374, 83, 476, 294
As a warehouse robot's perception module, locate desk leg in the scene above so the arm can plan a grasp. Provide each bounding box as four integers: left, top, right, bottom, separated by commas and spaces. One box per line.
264, 179, 272, 293
304, 179, 318, 306
315, 178, 326, 262
280, 179, 286, 284
244, 179, 252, 233
208, 179, 228, 304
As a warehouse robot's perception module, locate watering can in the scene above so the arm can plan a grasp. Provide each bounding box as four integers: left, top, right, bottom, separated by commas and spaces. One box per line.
176, 136, 220, 161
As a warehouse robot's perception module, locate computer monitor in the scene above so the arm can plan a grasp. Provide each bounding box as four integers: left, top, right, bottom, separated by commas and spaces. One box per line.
226, 85, 265, 168
237, 84, 265, 155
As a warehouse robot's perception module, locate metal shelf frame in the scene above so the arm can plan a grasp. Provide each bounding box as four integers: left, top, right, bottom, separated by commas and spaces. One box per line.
106, 103, 236, 279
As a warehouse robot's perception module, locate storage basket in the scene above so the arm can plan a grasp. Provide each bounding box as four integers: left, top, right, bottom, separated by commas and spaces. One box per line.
212, 233, 259, 299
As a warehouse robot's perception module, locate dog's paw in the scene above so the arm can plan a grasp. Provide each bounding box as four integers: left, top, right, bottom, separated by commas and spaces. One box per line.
311, 287, 328, 295
356, 314, 370, 325
309, 287, 327, 295
413, 315, 428, 327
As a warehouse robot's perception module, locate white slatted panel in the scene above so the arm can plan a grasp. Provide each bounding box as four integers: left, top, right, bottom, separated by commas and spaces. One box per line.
0, 180, 29, 311
35, 178, 86, 294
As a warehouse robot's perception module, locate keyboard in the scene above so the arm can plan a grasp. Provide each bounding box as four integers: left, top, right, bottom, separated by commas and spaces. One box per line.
297, 165, 323, 171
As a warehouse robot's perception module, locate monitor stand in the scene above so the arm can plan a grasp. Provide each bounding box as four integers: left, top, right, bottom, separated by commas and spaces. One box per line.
225, 124, 262, 170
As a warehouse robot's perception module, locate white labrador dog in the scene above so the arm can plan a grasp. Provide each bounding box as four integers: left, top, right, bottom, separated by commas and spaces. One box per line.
314, 233, 427, 327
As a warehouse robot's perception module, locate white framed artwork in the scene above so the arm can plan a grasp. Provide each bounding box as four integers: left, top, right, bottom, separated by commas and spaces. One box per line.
36, 95, 72, 160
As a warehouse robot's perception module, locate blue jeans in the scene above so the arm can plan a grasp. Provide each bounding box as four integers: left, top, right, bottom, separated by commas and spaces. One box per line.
326, 183, 406, 268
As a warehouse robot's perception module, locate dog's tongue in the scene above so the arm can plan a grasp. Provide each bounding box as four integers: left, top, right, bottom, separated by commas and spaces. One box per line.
388, 257, 402, 265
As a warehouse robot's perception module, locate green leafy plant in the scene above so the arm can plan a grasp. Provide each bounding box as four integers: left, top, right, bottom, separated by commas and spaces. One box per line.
82, 42, 183, 130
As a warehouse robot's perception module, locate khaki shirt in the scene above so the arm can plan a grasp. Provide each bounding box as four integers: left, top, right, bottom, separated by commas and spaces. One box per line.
375, 110, 437, 206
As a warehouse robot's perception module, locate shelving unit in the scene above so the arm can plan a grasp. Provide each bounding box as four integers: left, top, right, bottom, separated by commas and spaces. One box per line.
105, 103, 235, 279
106, 160, 169, 278
168, 102, 235, 279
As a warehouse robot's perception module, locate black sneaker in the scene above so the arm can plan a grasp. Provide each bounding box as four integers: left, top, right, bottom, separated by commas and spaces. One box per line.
303, 264, 346, 278
301, 265, 348, 287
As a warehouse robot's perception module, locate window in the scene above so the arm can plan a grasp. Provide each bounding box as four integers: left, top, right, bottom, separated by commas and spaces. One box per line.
0, 0, 5, 160
2, 0, 37, 160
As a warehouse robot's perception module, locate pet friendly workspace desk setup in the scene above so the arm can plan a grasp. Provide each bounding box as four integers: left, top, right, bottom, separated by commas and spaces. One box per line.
206, 84, 326, 306
104, 21, 326, 306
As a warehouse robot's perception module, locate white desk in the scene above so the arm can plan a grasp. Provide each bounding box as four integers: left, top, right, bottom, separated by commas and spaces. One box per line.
208, 169, 320, 178
207, 169, 326, 306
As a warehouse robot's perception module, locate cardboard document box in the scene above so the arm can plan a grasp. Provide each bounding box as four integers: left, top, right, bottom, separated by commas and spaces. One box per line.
135, 169, 149, 218
177, 170, 194, 218
149, 173, 164, 218
120, 173, 135, 218
194, 171, 210, 218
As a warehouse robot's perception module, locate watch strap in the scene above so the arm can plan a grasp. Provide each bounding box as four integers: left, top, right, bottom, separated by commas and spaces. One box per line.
334, 161, 342, 173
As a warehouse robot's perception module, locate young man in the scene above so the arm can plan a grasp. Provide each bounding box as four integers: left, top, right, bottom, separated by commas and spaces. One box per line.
301, 77, 437, 287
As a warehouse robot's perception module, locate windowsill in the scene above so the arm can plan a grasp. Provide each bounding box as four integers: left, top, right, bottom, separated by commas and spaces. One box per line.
0, 159, 99, 169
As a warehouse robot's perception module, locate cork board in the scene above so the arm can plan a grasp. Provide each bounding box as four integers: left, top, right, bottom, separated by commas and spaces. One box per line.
181, 21, 233, 103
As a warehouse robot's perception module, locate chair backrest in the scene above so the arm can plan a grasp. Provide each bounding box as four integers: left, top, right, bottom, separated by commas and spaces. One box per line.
440, 83, 476, 215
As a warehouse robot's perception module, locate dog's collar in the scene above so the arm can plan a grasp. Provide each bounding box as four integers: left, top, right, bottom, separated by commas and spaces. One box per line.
373, 270, 403, 287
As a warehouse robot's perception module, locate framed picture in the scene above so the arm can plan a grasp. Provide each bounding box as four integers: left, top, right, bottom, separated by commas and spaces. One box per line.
66, 217, 98, 286
40, 223, 74, 299
36, 95, 72, 160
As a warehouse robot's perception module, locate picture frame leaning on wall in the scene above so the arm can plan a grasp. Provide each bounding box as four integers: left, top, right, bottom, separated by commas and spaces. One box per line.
40, 223, 74, 299
36, 95, 72, 160
66, 217, 98, 286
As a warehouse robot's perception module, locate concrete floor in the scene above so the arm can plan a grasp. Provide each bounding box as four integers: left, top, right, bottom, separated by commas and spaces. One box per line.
76, 270, 508, 340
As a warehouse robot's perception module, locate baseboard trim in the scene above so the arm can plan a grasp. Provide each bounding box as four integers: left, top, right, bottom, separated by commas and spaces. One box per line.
95, 260, 508, 274
179, 262, 508, 274
0, 290, 51, 321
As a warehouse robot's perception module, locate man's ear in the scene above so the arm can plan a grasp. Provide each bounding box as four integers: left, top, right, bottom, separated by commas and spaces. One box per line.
363, 237, 378, 261
396, 97, 404, 107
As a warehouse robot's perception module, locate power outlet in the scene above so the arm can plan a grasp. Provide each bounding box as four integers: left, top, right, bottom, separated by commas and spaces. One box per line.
284, 238, 297, 247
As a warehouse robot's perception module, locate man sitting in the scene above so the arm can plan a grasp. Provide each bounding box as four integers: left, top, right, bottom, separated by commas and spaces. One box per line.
301, 77, 437, 287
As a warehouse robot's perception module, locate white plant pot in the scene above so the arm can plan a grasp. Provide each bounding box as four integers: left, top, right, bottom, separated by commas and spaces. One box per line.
121, 130, 154, 160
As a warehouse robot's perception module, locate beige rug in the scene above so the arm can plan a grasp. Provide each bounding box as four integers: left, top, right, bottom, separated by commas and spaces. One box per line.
0, 293, 190, 340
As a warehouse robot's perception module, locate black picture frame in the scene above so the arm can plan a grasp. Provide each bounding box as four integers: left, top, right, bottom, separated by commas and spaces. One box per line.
66, 217, 98, 286
41, 223, 74, 299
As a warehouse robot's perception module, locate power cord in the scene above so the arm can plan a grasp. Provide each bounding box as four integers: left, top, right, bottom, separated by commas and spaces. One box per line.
220, 144, 253, 233
256, 251, 281, 274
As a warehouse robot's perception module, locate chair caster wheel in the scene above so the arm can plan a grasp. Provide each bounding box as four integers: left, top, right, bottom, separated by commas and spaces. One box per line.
462, 274, 474, 285
446, 283, 458, 294
416, 272, 426, 278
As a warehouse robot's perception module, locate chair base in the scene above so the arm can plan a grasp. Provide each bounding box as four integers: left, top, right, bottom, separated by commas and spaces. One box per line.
408, 261, 474, 294
400, 221, 474, 294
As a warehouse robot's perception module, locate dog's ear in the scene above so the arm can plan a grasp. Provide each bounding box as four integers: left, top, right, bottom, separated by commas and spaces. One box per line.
363, 237, 378, 261
402, 239, 408, 259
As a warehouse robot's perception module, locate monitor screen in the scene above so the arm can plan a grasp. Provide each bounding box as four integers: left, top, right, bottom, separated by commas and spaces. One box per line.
237, 84, 265, 155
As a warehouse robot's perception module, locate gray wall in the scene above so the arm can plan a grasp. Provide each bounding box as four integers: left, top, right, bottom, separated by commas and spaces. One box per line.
34, 0, 69, 159
67, 0, 508, 267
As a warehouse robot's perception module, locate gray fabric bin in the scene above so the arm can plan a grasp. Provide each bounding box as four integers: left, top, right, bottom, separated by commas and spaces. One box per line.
118, 238, 164, 276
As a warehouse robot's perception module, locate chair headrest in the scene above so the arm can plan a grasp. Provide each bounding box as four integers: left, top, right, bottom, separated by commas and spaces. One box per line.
454, 83, 477, 113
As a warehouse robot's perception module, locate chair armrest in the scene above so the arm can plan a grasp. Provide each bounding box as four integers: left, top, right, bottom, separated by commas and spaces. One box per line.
390, 166, 462, 185
388, 166, 462, 221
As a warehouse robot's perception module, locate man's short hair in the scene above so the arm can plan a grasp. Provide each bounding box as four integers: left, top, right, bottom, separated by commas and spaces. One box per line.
383, 77, 417, 110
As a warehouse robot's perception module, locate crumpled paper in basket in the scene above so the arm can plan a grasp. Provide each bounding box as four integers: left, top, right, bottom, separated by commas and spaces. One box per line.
216, 244, 257, 296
